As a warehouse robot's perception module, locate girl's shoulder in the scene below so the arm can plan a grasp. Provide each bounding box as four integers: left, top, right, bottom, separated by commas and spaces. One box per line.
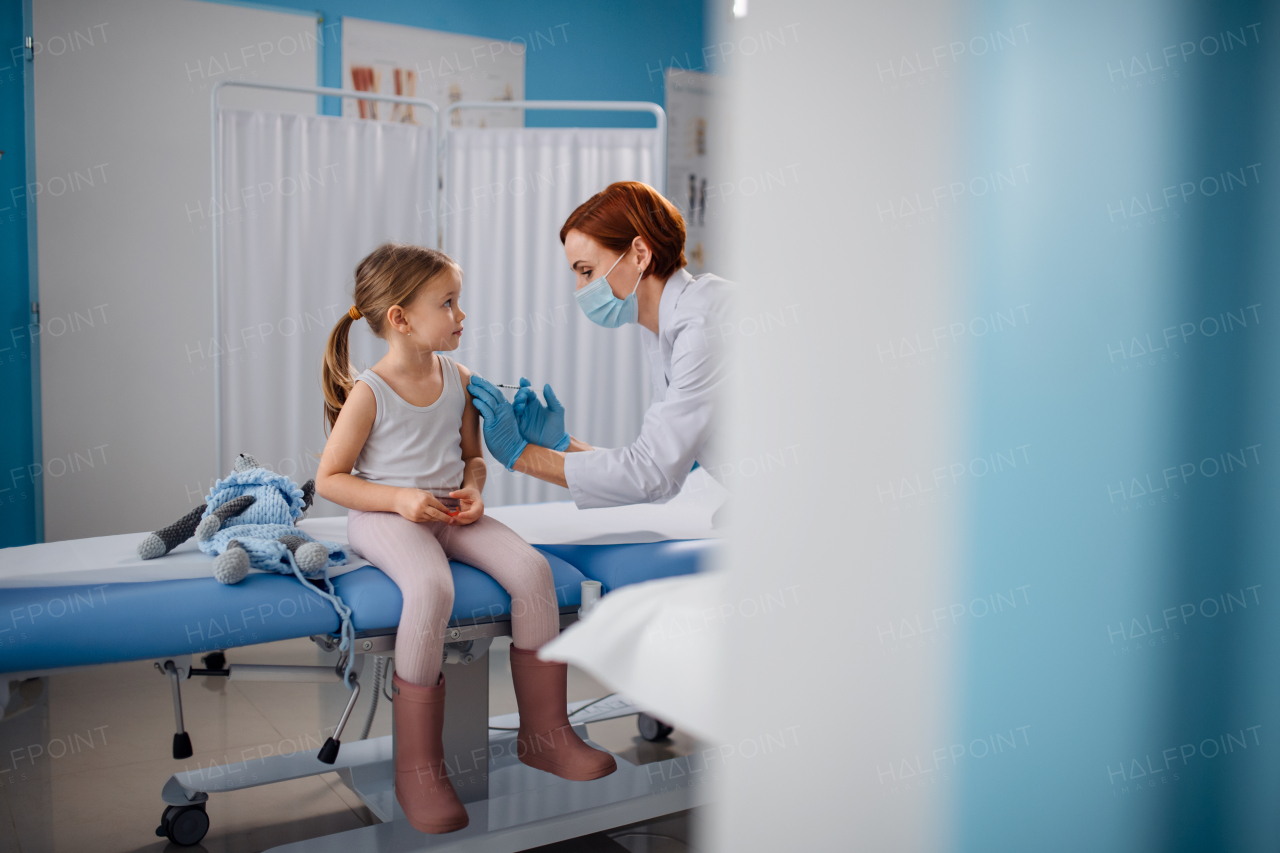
436, 355, 471, 406
445, 355, 471, 382
339, 374, 379, 428
353, 366, 386, 389
351, 368, 387, 407
349, 369, 381, 397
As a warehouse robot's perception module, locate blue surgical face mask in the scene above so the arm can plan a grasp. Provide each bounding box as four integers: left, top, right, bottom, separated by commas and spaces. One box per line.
575, 252, 644, 328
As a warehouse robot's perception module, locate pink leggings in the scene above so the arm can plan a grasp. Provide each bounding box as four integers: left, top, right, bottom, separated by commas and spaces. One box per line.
347, 509, 560, 687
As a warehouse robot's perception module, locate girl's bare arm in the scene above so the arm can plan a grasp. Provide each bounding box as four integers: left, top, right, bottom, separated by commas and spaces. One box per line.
450, 363, 487, 523
455, 362, 488, 494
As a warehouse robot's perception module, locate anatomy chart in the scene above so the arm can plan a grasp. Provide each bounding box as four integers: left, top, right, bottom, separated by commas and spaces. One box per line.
343, 18, 525, 128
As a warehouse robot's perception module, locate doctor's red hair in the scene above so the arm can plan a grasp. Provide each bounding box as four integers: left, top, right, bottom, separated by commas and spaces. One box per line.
560, 182, 687, 280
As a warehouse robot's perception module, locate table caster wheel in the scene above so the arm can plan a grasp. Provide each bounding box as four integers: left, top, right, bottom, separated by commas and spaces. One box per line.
156, 802, 209, 846
202, 651, 226, 671
638, 713, 674, 742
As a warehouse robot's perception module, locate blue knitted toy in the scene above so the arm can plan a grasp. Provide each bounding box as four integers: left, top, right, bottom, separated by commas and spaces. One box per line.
197, 460, 346, 584
138, 453, 346, 584
137, 453, 357, 682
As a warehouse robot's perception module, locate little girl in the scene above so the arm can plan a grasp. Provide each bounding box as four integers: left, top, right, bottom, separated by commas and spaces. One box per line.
315, 243, 614, 834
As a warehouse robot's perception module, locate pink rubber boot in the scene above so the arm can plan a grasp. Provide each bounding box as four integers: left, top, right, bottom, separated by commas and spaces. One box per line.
509, 646, 617, 781
392, 673, 469, 833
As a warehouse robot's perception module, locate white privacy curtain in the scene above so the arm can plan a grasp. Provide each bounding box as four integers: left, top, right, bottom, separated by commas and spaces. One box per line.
218, 108, 436, 517
445, 128, 659, 506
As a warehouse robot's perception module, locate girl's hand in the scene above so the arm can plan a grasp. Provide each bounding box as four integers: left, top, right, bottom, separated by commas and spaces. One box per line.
395, 489, 457, 524
449, 487, 484, 525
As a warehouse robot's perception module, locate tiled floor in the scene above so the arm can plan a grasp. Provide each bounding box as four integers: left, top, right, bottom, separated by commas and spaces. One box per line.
0, 637, 701, 852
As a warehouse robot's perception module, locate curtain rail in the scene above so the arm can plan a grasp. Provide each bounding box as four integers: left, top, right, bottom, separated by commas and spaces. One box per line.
441, 100, 667, 256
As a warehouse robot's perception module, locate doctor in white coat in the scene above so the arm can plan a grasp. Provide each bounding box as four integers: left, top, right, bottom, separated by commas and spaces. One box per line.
468, 181, 732, 508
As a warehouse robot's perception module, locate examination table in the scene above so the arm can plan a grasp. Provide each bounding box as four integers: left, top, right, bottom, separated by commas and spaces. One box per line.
0, 499, 721, 852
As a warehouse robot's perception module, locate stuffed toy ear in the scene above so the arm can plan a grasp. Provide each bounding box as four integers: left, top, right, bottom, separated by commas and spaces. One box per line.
235, 453, 260, 472
300, 479, 316, 512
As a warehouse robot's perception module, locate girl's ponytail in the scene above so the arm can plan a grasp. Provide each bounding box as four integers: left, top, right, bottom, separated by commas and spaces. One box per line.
322, 310, 357, 433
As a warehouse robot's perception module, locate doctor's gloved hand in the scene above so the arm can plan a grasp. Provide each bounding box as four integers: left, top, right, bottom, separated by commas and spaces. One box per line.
468, 376, 529, 471
512, 377, 571, 451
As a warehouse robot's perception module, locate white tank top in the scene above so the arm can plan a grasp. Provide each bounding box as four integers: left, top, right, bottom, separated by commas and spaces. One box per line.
352, 354, 466, 497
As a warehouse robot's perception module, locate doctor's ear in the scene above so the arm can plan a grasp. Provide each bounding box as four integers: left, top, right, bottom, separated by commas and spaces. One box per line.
631, 235, 652, 269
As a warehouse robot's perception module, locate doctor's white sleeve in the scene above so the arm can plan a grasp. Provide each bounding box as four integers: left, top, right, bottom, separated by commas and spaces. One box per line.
563, 320, 729, 509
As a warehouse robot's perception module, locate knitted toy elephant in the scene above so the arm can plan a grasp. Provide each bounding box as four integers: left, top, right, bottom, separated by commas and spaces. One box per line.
137, 453, 348, 584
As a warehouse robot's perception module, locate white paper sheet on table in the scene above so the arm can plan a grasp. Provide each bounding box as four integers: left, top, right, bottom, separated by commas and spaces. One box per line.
485, 467, 726, 544
0, 469, 726, 588
0, 527, 371, 589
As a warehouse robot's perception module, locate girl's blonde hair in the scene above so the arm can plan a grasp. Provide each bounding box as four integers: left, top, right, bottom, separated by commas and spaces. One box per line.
322, 243, 460, 432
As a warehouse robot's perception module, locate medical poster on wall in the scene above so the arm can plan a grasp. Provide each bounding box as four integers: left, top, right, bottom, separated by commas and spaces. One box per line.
342, 18, 525, 128
665, 68, 720, 275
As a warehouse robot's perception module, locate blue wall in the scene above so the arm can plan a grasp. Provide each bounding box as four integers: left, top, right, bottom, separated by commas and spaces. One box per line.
221, 0, 707, 126
0, 0, 34, 548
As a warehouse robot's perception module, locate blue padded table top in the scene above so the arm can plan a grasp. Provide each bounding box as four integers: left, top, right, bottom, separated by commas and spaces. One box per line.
537, 539, 721, 592
0, 549, 587, 673
0, 540, 721, 674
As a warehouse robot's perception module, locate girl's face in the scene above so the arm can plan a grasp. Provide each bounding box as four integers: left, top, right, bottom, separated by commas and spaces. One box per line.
389, 267, 466, 352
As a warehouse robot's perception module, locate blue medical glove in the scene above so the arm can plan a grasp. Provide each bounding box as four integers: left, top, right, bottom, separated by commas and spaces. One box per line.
512, 377, 536, 418
511, 376, 571, 451
468, 376, 528, 471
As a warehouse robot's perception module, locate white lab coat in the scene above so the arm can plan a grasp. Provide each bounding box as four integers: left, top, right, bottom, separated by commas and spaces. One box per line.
564, 268, 733, 508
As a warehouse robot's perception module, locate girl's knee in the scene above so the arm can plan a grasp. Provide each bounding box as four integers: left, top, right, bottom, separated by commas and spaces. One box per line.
427, 577, 456, 609
523, 556, 555, 598
405, 574, 454, 610
525, 548, 552, 578
520, 555, 558, 606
